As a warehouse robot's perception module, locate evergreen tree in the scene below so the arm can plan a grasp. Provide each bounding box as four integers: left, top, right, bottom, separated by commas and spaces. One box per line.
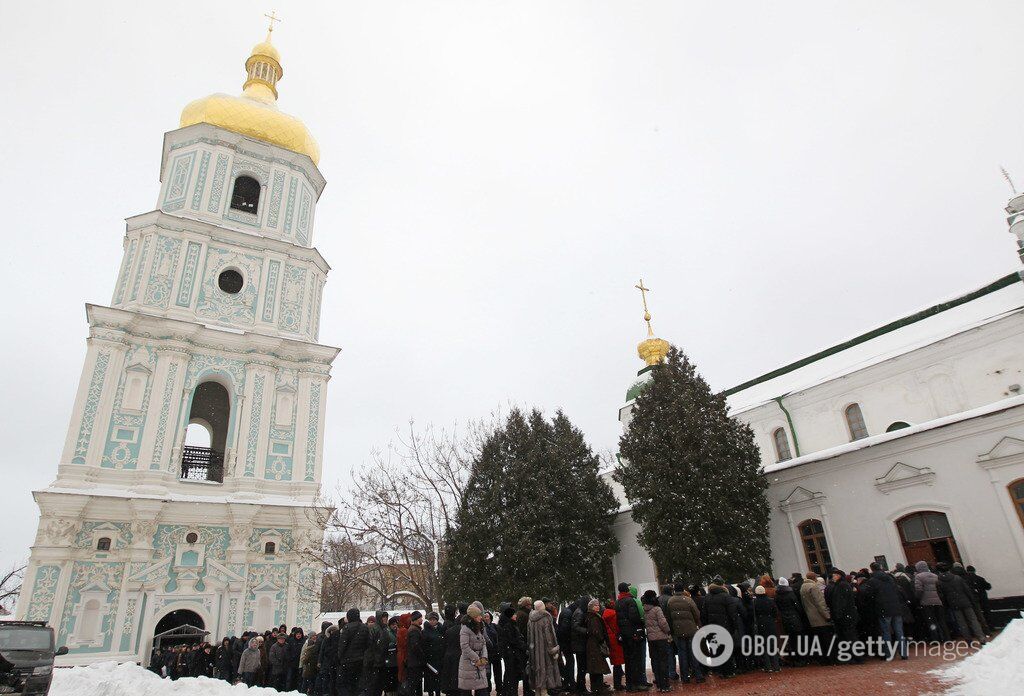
614, 346, 771, 583
441, 408, 619, 606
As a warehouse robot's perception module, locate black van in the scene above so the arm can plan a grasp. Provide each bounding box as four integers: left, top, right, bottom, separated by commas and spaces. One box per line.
0, 622, 68, 696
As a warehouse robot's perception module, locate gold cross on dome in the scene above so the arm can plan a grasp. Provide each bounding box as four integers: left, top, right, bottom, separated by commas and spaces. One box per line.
265, 10, 282, 34
635, 279, 654, 335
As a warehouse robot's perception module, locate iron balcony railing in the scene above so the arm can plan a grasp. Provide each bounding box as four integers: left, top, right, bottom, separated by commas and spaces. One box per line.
180, 446, 224, 483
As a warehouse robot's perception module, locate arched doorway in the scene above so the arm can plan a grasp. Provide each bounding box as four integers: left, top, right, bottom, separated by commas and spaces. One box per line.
896, 511, 961, 567
153, 609, 207, 649
182, 381, 230, 482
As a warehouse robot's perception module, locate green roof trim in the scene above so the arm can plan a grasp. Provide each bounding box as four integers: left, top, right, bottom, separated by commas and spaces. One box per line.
722, 272, 1024, 398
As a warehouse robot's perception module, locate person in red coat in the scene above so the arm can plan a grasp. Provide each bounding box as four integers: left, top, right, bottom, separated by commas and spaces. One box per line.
602, 600, 625, 691
397, 613, 412, 684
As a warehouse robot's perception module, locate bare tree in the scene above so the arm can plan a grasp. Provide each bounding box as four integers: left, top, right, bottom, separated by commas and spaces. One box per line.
310, 418, 491, 611
0, 565, 25, 614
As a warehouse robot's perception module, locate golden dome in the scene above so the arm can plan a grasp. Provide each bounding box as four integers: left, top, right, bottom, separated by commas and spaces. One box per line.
638, 336, 670, 366
179, 30, 320, 165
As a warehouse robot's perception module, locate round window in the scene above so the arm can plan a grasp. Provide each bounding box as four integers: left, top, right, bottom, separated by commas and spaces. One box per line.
218, 269, 244, 294
185, 532, 199, 544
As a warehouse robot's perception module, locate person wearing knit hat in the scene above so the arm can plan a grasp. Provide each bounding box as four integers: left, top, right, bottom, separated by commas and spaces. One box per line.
467, 605, 483, 619
754, 585, 766, 595
751, 584, 781, 672
407, 611, 427, 696
458, 601, 489, 694
777, 577, 789, 587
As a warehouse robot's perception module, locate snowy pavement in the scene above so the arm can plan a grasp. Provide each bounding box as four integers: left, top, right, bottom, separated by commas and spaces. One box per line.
931, 617, 1024, 695
49, 661, 299, 696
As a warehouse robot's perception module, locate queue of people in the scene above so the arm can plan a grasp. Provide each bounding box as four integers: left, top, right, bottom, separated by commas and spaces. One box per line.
146, 559, 994, 693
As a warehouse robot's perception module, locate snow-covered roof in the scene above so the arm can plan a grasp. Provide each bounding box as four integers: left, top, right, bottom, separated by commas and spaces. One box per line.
725, 274, 1024, 413
762, 393, 1024, 475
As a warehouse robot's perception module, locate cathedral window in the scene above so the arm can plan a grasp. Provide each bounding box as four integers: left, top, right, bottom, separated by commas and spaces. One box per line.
217, 268, 244, 294
181, 382, 230, 483
845, 403, 868, 441
264, 541, 276, 555
230, 175, 261, 214
185, 532, 199, 544
886, 421, 911, 432
1010, 478, 1024, 530
96, 537, 111, 551
797, 519, 831, 576
772, 427, 792, 462
78, 599, 101, 641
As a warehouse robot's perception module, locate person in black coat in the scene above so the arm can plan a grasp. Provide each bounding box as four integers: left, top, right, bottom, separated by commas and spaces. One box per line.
338, 609, 370, 696
964, 565, 993, 631
319, 624, 340, 696
215, 638, 233, 681
423, 612, 445, 696
497, 606, 526, 696
751, 586, 780, 673
700, 580, 738, 678
406, 612, 427, 696
862, 563, 907, 659
571, 596, 590, 693
287, 627, 307, 691
556, 601, 576, 691
827, 570, 861, 664
483, 611, 501, 694
441, 605, 463, 696
773, 578, 805, 667
363, 613, 389, 696
614, 584, 645, 690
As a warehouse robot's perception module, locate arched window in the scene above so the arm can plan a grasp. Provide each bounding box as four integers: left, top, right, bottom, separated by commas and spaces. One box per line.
773, 427, 793, 462
886, 421, 911, 433
79, 599, 101, 641
96, 537, 111, 551
798, 519, 831, 576
264, 542, 276, 555
255, 596, 273, 630
896, 511, 961, 567
230, 175, 261, 214
181, 382, 230, 483
845, 403, 868, 441
1009, 478, 1024, 530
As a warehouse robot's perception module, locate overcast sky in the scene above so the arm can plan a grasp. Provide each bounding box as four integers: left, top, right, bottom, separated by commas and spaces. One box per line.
3, 1, 1024, 573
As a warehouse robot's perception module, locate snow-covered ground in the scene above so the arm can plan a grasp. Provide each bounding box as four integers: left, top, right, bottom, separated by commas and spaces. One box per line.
50, 661, 298, 696
933, 617, 1024, 695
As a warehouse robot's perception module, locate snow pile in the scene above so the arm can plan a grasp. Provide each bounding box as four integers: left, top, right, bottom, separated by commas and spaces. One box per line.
934, 618, 1024, 695
50, 661, 299, 696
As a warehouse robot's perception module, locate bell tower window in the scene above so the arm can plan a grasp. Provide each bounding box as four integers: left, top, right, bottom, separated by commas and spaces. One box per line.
230, 175, 261, 214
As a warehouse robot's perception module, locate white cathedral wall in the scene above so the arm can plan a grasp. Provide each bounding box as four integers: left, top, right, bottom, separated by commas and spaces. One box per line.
765, 401, 1024, 599
737, 310, 1024, 461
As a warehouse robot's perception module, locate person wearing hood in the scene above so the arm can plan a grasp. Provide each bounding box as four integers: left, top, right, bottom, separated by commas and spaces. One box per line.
641, 591, 670, 692
862, 562, 907, 659
936, 563, 987, 644
215, 637, 233, 681
288, 627, 307, 691
913, 561, 949, 642
614, 584, 647, 691
570, 596, 590, 693
338, 608, 370, 696
527, 600, 562, 696
700, 578, 737, 678
459, 604, 490, 696
423, 612, 445, 696
364, 612, 390, 696
498, 605, 526, 696
239, 637, 263, 687
665, 583, 702, 684
601, 599, 626, 691
397, 613, 412, 685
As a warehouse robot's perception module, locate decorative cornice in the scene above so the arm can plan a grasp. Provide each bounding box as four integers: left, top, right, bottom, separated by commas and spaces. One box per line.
874, 461, 936, 494
977, 435, 1024, 470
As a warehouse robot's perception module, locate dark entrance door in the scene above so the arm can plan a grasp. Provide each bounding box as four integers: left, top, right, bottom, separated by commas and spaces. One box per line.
153, 609, 205, 648
896, 511, 961, 568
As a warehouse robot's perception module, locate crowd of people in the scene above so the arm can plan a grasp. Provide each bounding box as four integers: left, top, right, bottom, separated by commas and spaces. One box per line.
146, 559, 995, 693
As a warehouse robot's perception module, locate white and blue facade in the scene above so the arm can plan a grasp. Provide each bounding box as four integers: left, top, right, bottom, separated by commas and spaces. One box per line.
15, 121, 338, 664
